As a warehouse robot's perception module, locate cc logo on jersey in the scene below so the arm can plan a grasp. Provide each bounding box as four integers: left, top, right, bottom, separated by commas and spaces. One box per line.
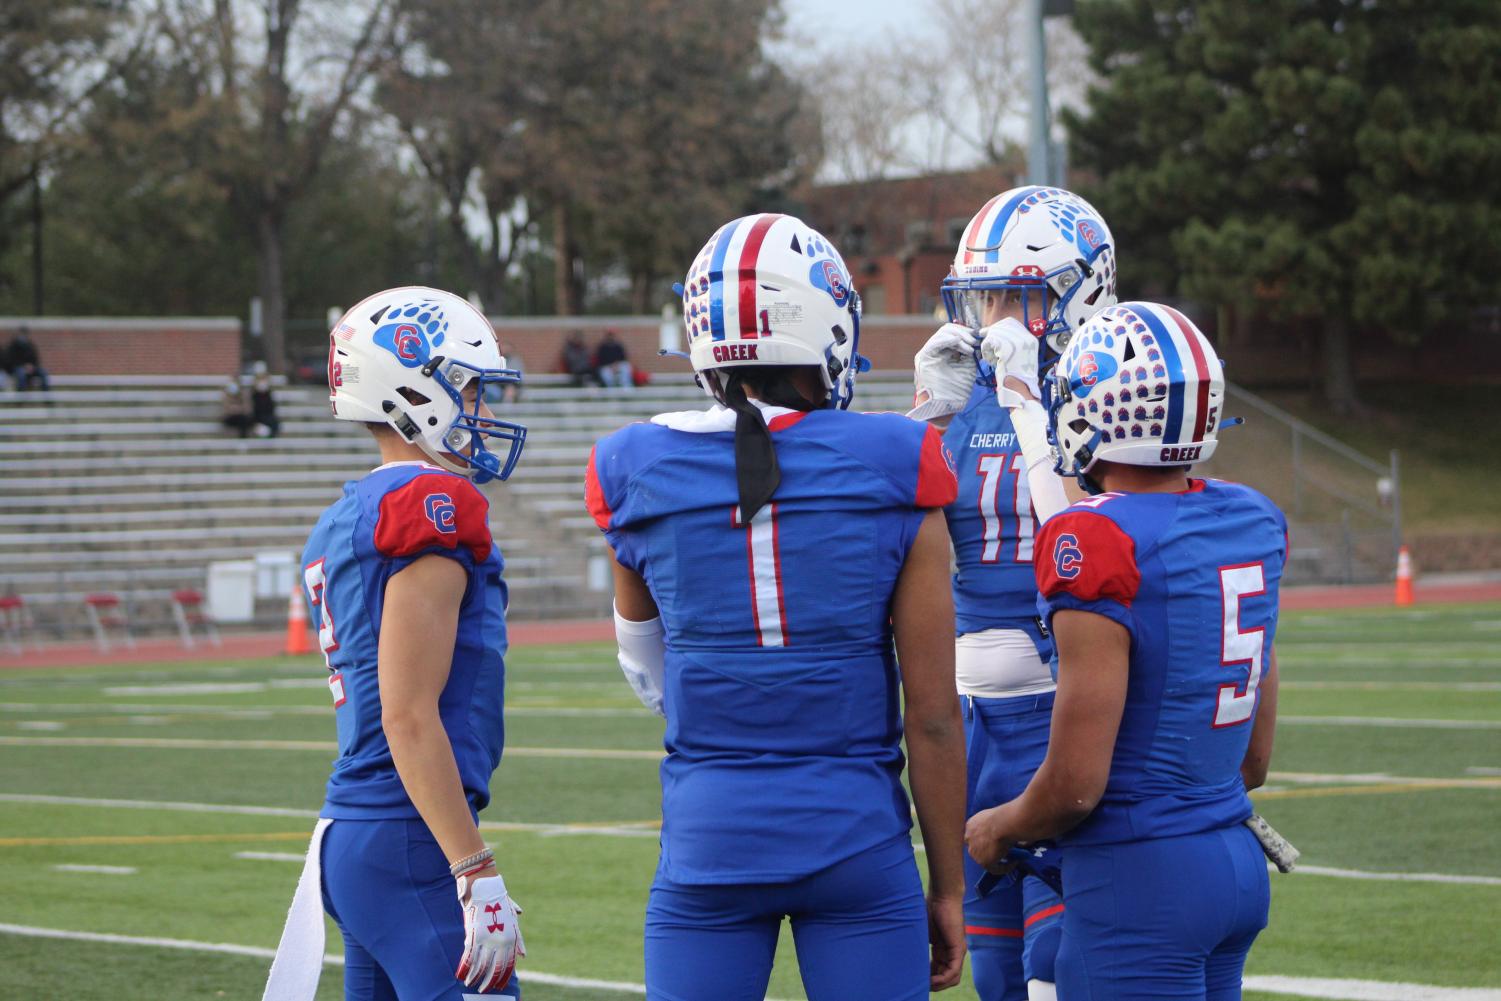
1053, 533, 1083, 579
425, 493, 457, 534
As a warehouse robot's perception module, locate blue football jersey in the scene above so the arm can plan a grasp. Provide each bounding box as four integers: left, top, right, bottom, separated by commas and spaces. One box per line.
1034, 479, 1287, 845
587, 407, 958, 884
300, 461, 509, 820
943, 382, 1051, 653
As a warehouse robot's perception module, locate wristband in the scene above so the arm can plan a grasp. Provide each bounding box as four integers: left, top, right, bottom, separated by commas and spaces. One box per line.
450, 847, 495, 878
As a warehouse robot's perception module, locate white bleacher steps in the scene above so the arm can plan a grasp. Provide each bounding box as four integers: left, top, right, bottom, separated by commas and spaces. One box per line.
0, 372, 919, 633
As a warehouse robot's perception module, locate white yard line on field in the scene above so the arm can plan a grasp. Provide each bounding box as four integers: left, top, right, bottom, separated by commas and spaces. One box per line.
51, 864, 136, 875
1284, 863, 1501, 887
0, 923, 1495, 1001
102, 683, 270, 696
0, 792, 660, 837
1279, 716, 1501, 730
233, 852, 305, 863
1244, 975, 1501, 1000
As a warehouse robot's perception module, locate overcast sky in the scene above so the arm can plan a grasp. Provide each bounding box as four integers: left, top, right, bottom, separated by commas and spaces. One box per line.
779, 0, 917, 49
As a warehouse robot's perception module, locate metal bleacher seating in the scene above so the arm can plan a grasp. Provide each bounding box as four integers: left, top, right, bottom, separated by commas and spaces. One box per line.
0, 370, 920, 638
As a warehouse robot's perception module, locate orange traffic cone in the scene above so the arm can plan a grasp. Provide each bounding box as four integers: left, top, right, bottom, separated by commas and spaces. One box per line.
284, 587, 313, 655
1394, 545, 1415, 607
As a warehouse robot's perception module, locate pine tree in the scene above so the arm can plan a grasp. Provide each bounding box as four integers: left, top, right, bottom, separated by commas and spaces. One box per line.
1066, 0, 1501, 412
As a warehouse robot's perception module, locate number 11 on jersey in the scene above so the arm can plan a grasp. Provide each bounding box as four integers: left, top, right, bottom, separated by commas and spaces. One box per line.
977, 452, 1036, 564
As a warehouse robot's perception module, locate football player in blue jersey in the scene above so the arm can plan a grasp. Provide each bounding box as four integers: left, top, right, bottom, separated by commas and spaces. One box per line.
586, 213, 969, 1001
268, 287, 529, 1001
965, 303, 1284, 1001
908, 186, 1117, 1001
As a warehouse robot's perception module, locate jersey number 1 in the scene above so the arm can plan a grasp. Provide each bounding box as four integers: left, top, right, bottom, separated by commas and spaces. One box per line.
977, 452, 1036, 563
732, 503, 787, 647
1214, 562, 1266, 728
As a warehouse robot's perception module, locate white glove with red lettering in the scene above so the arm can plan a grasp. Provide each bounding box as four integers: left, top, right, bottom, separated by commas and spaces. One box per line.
908, 323, 980, 422
456, 872, 526, 993
979, 317, 1041, 409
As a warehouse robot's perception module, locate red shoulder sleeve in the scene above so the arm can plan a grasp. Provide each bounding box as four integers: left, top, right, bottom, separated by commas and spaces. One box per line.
1034, 510, 1141, 606
374, 473, 492, 563
585, 444, 613, 531
914, 423, 959, 508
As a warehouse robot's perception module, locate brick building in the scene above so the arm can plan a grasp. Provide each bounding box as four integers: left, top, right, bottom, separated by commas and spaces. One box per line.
797, 164, 1027, 317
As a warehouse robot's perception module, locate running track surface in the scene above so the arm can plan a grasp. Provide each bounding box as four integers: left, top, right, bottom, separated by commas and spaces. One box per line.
3, 583, 1499, 671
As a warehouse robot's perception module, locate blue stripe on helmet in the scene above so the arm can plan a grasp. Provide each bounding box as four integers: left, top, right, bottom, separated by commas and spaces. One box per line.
983, 187, 1042, 263
707, 218, 742, 342
1138, 306, 1187, 444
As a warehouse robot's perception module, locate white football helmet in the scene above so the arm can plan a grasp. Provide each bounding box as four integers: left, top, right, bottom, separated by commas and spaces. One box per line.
1046, 302, 1226, 483
942, 185, 1116, 361
679, 213, 866, 409
327, 286, 526, 482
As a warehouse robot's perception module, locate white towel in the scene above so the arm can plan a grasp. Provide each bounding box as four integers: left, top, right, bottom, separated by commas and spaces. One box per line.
261, 818, 333, 1001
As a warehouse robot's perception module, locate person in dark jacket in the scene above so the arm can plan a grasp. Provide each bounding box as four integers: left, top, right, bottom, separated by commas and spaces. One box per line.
7, 328, 51, 391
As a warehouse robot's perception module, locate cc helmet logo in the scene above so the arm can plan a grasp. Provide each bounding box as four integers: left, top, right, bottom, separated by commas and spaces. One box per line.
811, 259, 850, 306
823, 261, 848, 302
1079, 353, 1101, 386
393, 324, 423, 361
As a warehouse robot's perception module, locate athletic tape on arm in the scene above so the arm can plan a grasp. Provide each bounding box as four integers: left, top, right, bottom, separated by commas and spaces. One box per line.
615, 606, 666, 718
1013, 399, 1069, 523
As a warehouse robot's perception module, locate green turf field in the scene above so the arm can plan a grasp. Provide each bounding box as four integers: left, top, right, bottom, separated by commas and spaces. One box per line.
2, 603, 1498, 1001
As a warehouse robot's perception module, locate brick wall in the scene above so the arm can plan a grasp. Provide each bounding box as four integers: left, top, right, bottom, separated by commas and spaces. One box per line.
0, 318, 242, 377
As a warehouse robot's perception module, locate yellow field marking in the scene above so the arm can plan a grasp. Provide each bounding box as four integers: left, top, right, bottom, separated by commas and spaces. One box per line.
1255, 776, 1501, 801
0, 831, 311, 848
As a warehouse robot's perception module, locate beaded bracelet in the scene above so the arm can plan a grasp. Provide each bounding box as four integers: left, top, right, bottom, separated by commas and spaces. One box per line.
449, 847, 494, 878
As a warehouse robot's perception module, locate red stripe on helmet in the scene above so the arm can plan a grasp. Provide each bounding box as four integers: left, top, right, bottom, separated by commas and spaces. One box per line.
737, 214, 780, 339
961, 194, 1002, 265
1165, 305, 1213, 442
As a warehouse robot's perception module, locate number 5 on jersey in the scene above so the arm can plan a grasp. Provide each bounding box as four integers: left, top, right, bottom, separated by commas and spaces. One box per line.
1215, 562, 1266, 728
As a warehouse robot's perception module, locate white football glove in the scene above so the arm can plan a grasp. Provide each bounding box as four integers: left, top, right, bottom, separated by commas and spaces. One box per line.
456, 872, 526, 993
908, 323, 980, 422
978, 317, 1041, 409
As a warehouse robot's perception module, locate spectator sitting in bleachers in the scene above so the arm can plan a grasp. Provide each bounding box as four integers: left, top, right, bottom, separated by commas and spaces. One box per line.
6, 328, 51, 392
250, 374, 280, 438
220, 380, 254, 437
560, 330, 597, 387
594, 329, 633, 388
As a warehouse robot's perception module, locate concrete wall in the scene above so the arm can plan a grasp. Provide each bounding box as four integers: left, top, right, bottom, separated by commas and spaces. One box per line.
490, 314, 937, 381
5, 311, 1492, 390
0, 318, 242, 377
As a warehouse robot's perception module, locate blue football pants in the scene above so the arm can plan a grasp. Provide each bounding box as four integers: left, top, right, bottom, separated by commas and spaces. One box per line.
644, 832, 929, 1001
321, 818, 522, 1001
1057, 824, 1270, 1001
963, 692, 1064, 1001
